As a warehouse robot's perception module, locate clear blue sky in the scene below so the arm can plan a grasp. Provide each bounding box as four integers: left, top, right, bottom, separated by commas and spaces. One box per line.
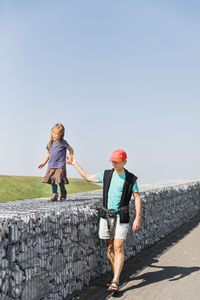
0, 0, 199, 184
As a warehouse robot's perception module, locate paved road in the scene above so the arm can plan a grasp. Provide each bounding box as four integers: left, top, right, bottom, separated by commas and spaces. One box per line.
73, 214, 200, 300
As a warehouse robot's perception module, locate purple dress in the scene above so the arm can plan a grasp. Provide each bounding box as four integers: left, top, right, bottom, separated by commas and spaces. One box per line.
42, 139, 70, 185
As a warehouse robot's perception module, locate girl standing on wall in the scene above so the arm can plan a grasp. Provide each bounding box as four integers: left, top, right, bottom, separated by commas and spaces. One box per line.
38, 123, 74, 201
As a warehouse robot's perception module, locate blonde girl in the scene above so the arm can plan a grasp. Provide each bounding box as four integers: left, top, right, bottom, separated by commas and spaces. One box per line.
38, 123, 74, 201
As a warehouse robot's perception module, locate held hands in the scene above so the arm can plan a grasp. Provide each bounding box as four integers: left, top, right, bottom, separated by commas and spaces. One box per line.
132, 217, 141, 232
66, 156, 76, 165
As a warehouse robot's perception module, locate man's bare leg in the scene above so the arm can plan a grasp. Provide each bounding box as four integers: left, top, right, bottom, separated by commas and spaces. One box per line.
108, 239, 125, 291
106, 239, 115, 274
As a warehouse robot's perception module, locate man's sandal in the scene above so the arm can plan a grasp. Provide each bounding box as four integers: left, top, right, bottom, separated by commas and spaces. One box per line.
106, 282, 111, 288
107, 281, 119, 293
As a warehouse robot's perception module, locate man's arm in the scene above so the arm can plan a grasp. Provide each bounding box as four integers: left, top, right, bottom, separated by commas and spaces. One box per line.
132, 192, 142, 232
71, 158, 100, 183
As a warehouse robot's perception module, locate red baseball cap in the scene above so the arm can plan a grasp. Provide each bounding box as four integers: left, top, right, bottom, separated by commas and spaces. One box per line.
109, 149, 127, 162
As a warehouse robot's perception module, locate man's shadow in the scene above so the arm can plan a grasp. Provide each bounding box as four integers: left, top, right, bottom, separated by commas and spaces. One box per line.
110, 214, 200, 298
131, 264, 200, 287
112, 259, 200, 298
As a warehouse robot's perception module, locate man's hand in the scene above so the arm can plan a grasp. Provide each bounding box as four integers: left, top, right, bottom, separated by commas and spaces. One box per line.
69, 158, 99, 183
132, 217, 140, 232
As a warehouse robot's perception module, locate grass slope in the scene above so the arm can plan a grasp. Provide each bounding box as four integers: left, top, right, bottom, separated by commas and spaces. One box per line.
0, 175, 102, 203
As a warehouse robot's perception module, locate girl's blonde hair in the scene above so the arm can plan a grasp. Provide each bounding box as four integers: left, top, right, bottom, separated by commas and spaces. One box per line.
48, 123, 65, 147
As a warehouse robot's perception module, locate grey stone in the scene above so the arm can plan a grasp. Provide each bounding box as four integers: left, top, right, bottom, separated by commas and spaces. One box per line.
12, 269, 23, 285
10, 286, 22, 298
51, 252, 66, 272
0, 246, 6, 259
9, 225, 19, 242
1, 278, 9, 293
9, 246, 15, 262
1, 259, 9, 269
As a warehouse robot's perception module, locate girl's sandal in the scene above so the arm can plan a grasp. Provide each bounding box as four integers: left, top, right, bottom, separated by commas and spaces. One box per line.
60, 190, 67, 201
48, 194, 58, 202
107, 281, 119, 294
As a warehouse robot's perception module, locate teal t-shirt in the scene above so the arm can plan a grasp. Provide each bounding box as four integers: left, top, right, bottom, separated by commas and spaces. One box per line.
96, 171, 139, 211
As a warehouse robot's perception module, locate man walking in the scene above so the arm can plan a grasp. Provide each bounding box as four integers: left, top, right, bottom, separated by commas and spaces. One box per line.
70, 149, 142, 293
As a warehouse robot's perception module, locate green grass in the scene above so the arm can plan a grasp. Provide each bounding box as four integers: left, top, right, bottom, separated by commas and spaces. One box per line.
0, 175, 102, 203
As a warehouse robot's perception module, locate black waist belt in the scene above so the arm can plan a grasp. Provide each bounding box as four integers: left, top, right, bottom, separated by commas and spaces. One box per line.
101, 206, 129, 238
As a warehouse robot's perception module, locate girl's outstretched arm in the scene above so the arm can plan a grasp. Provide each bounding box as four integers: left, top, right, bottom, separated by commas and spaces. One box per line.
66, 146, 74, 164
70, 158, 99, 183
38, 151, 50, 168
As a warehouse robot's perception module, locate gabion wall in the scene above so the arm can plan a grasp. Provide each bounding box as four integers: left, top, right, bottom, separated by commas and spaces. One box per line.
0, 180, 200, 299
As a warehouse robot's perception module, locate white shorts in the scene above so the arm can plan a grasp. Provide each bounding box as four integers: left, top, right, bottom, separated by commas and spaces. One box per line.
99, 217, 129, 240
